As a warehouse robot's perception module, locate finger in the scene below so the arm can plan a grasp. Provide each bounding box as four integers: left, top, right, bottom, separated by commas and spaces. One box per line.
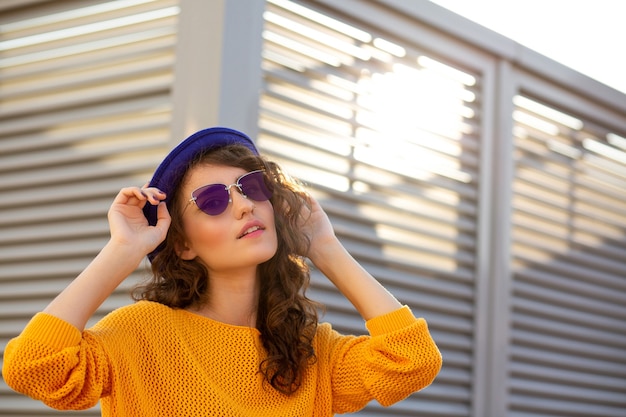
140, 187, 166, 205
154, 202, 172, 237
113, 187, 148, 205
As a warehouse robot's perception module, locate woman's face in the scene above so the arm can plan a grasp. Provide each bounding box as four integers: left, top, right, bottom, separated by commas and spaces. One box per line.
177, 164, 278, 274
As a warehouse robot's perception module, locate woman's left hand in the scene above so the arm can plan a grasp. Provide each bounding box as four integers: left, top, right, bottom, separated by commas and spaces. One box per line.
298, 194, 339, 263
297, 193, 403, 319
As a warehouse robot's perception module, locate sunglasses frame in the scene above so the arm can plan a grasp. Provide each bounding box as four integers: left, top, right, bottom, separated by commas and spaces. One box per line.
187, 169, 271, 216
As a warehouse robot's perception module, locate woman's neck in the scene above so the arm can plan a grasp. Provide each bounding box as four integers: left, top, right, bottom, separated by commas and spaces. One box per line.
190, 270, 260, 327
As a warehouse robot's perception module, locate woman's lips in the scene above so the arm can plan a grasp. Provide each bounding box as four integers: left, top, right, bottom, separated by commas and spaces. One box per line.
238, 221, 265, 239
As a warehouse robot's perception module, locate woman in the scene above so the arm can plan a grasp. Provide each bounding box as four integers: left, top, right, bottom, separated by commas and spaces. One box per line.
3, 127, 441, 416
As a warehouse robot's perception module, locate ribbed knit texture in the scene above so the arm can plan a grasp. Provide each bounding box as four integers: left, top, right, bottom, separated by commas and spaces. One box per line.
3, 301, 441, 416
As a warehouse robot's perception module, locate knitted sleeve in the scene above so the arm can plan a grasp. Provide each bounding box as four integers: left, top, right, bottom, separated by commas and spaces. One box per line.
321, 306, 442, 413
2, 312, 110, 410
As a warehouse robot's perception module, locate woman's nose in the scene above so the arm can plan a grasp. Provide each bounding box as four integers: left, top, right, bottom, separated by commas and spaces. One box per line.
230, 187, 255, 217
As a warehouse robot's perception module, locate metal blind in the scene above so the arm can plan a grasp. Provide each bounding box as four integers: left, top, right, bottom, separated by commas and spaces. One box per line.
259, 0, 485, 415
0, 0, 179, 414
510, 93, 626, 416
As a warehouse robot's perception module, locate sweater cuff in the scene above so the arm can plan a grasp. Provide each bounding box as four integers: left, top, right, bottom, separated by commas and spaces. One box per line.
20, 312, 82, 351
365, 305, 419, 337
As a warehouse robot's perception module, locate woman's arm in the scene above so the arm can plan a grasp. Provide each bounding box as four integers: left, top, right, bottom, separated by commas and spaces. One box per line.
301, 196, 402, 321
43, 186, 170, 330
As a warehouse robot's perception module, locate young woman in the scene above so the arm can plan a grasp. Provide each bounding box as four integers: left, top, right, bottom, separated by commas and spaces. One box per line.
3, 127, 441, 416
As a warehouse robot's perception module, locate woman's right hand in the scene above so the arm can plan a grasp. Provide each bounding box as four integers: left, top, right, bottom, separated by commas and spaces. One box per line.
39, 187, 171, 330
107, 186, 171, 256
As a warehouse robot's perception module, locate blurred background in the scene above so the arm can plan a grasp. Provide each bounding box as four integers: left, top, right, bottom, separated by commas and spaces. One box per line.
1, 1, 625, 416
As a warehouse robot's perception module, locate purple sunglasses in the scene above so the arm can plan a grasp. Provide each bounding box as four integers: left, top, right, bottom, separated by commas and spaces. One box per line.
187, 170, 272, 216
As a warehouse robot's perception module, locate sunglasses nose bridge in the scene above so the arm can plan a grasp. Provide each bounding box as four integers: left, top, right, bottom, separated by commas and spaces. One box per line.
225, 182, 246, 202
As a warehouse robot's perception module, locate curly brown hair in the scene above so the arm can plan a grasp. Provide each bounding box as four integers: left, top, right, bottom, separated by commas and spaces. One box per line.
133, 144, 319, 395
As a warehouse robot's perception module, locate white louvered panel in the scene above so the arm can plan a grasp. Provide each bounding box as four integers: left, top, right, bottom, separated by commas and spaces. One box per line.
260, 1, 482, 415
0, 400, 100, 417
510, 94, 626, 417
0, 1, 178, 415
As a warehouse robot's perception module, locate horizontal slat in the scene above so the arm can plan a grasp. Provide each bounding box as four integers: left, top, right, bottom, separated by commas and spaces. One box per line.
0, 253, 107, 285
512, 211, 626, 254
513, 167, 626, 218
509, 394, 626, 417
332, 217, 475, 265
311, 275, 473, 335
0, 131, 168, 174
0, 177, 150, 221
510, 345, 626, 377
261, 136, 479, 201
513, 293, 625, 332
338, 234, 474, 280
0, 0, 178, 36
0, 218, 109, 248
511, 379, 626, 407
349, 398, 469, 417
513, 266, 626, 306
0, 286, 138, 321
259, 109, 481, 157
0, 26, 176, 76
0, 110, 169, 155
514, 139, 626, 189
1, 8, 178, 58
0, 94, 172, 137
513, 311, 626, 348
0, 73, 172, 119
2, 55, 173, 103
0, 272, 144, 303
0, 396, 99, 416
515, 160, 626, 206
364, 263, 475, 300
512, 209, 625, 246
322, 195, 476, 244
511, 328, 625, 363
0, 155, 161, 191
260, 141, 479, 218
513, 251, 626, 292
260, 92, 480, 184
0, 256, 102, 282
0, 237, 108, 263
513, 233, 626, 274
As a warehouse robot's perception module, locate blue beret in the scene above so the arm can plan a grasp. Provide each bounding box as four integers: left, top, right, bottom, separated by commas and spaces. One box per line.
143, 127, 259, 260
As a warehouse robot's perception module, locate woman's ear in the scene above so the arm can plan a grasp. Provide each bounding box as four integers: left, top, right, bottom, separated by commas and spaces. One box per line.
176, 241, 197, 260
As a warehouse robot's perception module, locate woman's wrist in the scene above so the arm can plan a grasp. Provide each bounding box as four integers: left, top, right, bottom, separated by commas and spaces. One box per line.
307, 235, 343, 272
101, 239, 147, 272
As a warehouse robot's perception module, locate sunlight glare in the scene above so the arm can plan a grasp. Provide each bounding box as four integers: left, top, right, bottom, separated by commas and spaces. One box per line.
264, 11, 371, 61
356, 63, 472, 136
607, 133, 626, 151
513, 111, 560, 136
262, 31, 342, 67
546, 140, 582, 160
267, 0, 372, 42
514, 96, 583, 130
351, 58, 476, 182
418, 55, 476, 86
372, 37, 406, 57
583, 138, 626, 164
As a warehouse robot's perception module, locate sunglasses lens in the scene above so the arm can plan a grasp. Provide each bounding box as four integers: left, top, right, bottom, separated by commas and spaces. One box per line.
190, 171, 272, 216
239, 171, 272, 201
193, 185, 230, 216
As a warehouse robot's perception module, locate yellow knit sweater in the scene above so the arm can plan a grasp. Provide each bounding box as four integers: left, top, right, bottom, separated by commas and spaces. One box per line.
3, 301, 441, 416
